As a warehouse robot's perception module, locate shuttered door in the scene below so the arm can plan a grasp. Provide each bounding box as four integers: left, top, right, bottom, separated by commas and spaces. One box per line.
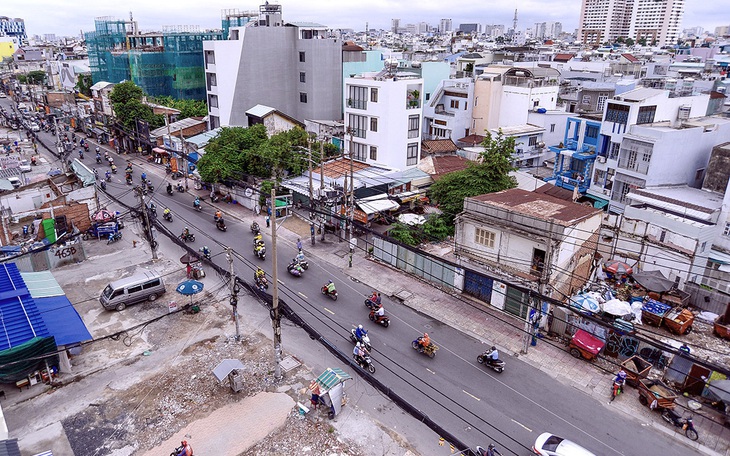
504, 286, 529, 318
463, 270, 493, 303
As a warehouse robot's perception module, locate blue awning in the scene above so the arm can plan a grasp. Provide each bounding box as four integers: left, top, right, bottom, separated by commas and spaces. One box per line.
583, 193, 609, 209
34, 296, 92, 346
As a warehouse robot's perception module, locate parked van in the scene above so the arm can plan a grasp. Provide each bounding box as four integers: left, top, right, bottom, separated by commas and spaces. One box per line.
100, 271, 166, 311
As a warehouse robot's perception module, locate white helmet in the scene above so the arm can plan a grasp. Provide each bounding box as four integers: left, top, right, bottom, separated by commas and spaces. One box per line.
356, 342, 361, 348
358, 324, 363, 330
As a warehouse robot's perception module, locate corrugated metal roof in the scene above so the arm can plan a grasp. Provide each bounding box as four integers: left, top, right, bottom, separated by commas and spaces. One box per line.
186, 127, 223, 148
0, 263, 50, 351
20, 271, 65, 298
150, 118, 206, 137
615, 87, 665, 102
246, 104, 276, 118
469, 188, 601, 225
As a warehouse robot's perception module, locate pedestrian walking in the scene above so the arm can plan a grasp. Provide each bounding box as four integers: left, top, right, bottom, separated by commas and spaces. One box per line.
265, 215, 270, 228
296, 238, 302, 251
186, 263, 192, 279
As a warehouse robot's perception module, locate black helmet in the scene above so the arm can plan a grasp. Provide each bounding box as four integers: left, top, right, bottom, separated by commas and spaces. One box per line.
491, 346, 496, 352
488, 444, 495, 450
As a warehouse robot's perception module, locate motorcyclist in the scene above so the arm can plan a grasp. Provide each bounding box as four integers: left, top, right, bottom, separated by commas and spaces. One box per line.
251, 221, 260, 232
182, 227, 191, 240
163, 208, 172, 219
353, 342, 364, 365
141, 171, 147, 181
253, 232, 263, 245
295, 250, 305, 263
78, 149, 84, 159
216, 218, 226, 229
326, 280, 336, 295
214, 210, 222, 221
255, 267, 265, 281
110, 164, 117, 174
174, 440, 193, 456
149, 202, 157, 215
486, 346, 499, 363
419, 332, 431, 349
614, 369, 627, 388
355, 324, 367, 341
288, 259, 303, 274
200, 246, 211, 258
167, 182, 173, 194
484, 444, 502, 456
96, 152, 102, 163
374, 304, 385, 318
177, 181, 184, 192
95, 146, 100, 154
193, 196, 201, 209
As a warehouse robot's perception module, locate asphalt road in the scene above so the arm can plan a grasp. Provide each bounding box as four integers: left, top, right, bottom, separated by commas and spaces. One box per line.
3, 97, 697, 456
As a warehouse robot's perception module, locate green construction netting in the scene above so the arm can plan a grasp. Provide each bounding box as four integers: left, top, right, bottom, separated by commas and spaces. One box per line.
0, 336, 58, 383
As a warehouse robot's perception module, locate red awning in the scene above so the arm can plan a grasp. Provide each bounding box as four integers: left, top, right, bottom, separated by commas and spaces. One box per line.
153, 147, 169, 155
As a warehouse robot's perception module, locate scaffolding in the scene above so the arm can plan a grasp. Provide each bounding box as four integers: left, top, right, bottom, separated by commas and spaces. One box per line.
86, 17, 223, 100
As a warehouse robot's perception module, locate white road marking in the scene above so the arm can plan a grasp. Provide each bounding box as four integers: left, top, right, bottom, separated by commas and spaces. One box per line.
298, 292, 308, 299
323, 307, 335, 315
463, 390, 481, 402
426, 368, 436, 375
511, 419, 532, 432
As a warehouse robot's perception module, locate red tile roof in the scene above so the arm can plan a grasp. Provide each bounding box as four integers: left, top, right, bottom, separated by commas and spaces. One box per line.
621, 53, 640, 63
553, 53, 575, 62
422, 139, 458, 154
469, 188, 601, 225
312, 157, 370, 179
431, 155, 471, 180
457, 134, 485, 146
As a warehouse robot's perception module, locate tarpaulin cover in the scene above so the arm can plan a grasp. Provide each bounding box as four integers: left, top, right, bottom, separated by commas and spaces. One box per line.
34, 296, 92, 346
311, 367, 351, 392
0, 336, 58, 383
602, 299, 633, 316
632, 270, 675, 293
571, 329, 605, 355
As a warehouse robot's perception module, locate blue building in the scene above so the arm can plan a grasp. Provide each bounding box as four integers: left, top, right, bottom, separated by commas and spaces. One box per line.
546, 116, 603, 205
0, 16, 27, 46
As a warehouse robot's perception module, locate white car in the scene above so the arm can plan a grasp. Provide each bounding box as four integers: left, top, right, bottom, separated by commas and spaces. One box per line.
532, 433, 596, 456
0, 92, 6, 98
30, 123, 40, 132
18, 160, 32, 173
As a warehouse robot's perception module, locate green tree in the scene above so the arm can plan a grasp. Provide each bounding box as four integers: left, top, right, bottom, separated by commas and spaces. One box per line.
388, 222, 422, 246
151, 96, 208, 120
638, 38, 647, 46
109, 81, 162, 131
26, 70, 47, 85
625, 38, 635, 46
429, 130, 517, 224
197, 125, 268, 183
17, 74, 27, 84
76, 74, 93, 97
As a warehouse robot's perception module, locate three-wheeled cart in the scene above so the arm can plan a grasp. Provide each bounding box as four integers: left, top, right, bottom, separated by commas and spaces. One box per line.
309, 367, 352, 419
568, 329, 605, 361
663, 307, 694, 335
637, 378, 678, 410
620, 355, 652, 387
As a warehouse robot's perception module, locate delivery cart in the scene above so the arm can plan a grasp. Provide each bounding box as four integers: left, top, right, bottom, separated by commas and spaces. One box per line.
620, 355, 652, 387
638, 378, 678, 410
568, 329, 605, 361
663, 307, 694, 335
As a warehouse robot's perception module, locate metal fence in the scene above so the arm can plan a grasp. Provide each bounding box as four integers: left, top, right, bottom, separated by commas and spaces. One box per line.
372, 237, 456, 290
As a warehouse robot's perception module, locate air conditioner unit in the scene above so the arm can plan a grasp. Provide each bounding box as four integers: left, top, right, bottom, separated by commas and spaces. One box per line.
597, 156, 607, 163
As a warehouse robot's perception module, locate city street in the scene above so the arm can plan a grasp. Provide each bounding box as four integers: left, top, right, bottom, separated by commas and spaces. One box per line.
0, 95, 714, 456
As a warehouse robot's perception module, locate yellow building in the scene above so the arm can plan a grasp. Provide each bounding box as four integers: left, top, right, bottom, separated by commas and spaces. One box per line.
0, 38, 15, 59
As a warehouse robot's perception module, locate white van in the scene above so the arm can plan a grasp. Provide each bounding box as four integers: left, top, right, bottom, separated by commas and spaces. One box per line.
100, 271, 166, 311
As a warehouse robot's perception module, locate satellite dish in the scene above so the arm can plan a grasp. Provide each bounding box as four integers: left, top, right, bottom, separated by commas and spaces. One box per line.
244, 188, 254, 197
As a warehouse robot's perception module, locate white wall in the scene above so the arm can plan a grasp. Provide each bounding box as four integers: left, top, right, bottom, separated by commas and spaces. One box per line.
204, 29, 245, 127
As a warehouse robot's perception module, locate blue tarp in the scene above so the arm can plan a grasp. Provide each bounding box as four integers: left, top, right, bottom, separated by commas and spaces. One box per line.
0, 264, 50, 351
34, 296, 92, 346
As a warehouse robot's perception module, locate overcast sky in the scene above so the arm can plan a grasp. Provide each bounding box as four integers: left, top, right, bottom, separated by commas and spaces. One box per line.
4, 0, 722, 38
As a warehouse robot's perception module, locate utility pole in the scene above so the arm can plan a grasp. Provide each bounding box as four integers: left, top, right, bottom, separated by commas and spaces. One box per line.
320, 137, 325, 241
348, 129, 355, 267
226, 247, 240, 341
270, 186, 282, 381
307, 135, 315, 246
137, 187, 158, 260
521, 291, 533, 354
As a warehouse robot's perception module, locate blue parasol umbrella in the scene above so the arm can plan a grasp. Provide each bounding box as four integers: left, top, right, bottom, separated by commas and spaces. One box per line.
176, 279, 204, 295
176, 279, 204, 306
569, 294, 601, 314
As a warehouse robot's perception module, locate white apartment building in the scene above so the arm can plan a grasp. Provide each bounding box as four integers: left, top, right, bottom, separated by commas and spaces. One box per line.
344, 70, 423, 170
579, 0, 684, 46
439, 19, 453, 33
587, 88, 730, 214
203, 3, 342, 128
422, 78, 474, 143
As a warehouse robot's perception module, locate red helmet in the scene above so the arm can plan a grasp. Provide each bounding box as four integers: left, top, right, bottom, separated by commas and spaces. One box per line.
181, 440, 187, 445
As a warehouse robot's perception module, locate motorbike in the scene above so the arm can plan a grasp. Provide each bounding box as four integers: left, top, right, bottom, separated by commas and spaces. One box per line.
100, 181, 107, 191
364, 297, 380, 311
176, 183, 185, 193
475, 446, 502, 456
170, 445, 187, 456
354, 353, 376, 373
294, 258, 308, 270
254, 244, 266, 260
111, 165, 117, 174
661, 409, 698, 440
126, 177, 132, 185
412, 338, 438, 358
180, 232, 196, 243
167, 186, 173, 195
321, 284, 338, 301
250, 222, 260, 235
107, 231, 122, 245
193, 201, 202, 212
216, 219, 227, 232
350, 328, 372, 351
149, 205, 157, 217
105, 174, 111, 182
145, 180, 154, 192
163, 211, 173, 222
477, 352, 506, 373
287, 261, 304, 277
96, 155, 102, 164
368, 309, 390, 328
199, 248, 211, 260
255, 275, 268, 291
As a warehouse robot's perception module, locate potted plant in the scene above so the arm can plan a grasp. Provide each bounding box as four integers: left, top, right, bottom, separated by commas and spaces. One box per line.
407, 89, 420, 107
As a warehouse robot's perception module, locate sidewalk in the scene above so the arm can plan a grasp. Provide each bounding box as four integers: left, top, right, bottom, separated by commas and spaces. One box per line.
135, 157, 729, 456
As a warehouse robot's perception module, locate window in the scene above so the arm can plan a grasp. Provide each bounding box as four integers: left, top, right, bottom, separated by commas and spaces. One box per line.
450, 99, 459, 109
348, 114, 367, 138
299, 51, 305, 62
695, 168, 705, 182
299, 92, 308, 103
206, 72, 217, 90
597, 94, 608, 112
370, 117, 378, 132
299, 72, 306, 83
464, 102, 468, 110
618, 139, 652, 174
408, 115, 420, 139
128, 285, 143, 294
608, 142, 620, 160
586, 125, 599, 138
528, 136, 538, 147
347, 85, 368, 110
208, 94, 218, 108
723, 222, 730, 237
637, 105, 656, 124
605, 102, 629, 125
352, 142, 367, 161
475, 227, 495, 248
204, 51, 215, 66
143, 279, 161, 289
531, 249, 546, 274
406, 143, 418, 166
369, 146, 377, 160
370, 88, 378, 102
550, 123, 556, 133
209, 115, 220, 129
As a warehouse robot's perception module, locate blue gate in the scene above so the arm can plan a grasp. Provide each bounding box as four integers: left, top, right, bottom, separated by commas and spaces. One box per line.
464, 270, 493, 303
